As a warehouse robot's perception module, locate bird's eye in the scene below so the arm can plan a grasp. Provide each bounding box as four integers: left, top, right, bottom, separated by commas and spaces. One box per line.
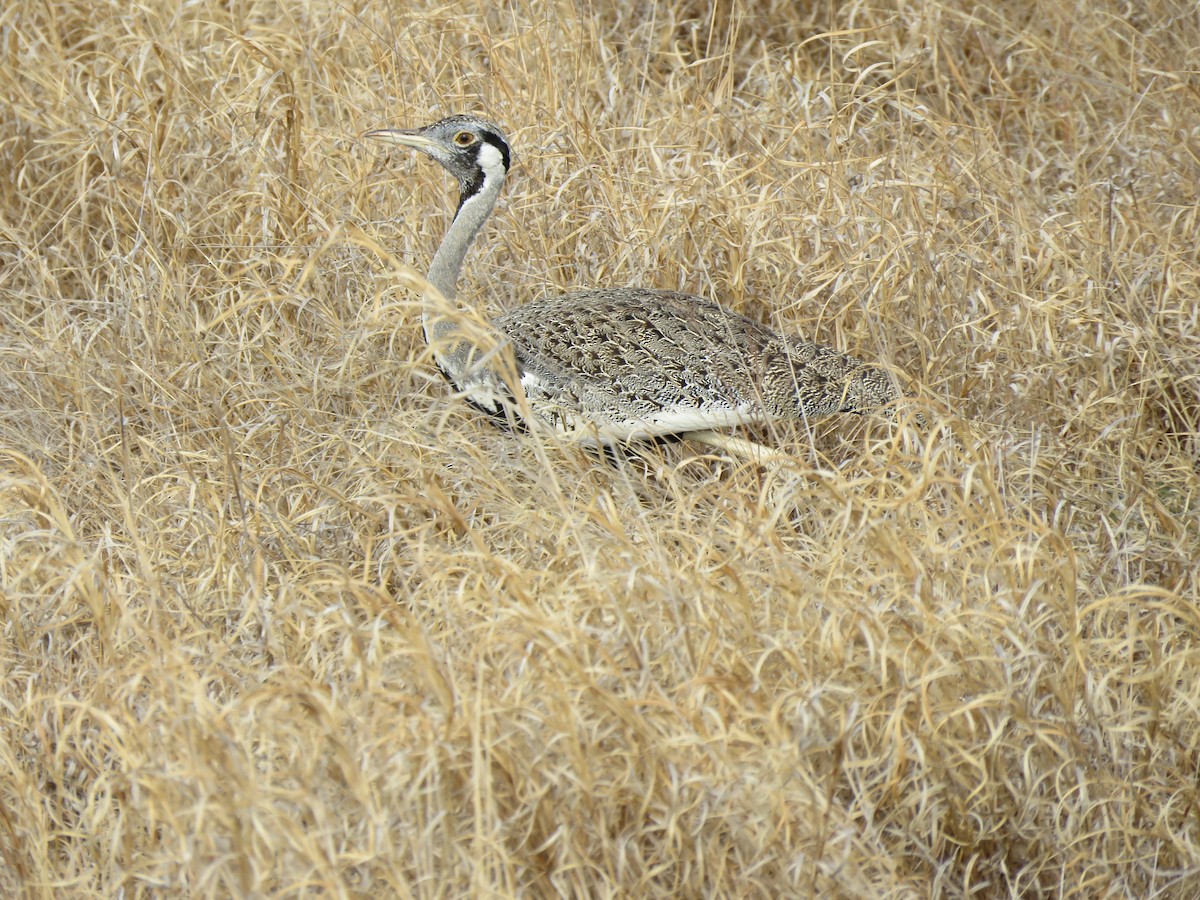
453, 131, 476, 147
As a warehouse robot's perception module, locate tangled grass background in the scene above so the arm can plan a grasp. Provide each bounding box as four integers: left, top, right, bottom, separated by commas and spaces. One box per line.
2, 0, 1198, 895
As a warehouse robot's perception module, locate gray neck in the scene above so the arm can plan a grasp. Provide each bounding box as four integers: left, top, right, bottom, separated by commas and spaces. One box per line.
424, 171, 505, 358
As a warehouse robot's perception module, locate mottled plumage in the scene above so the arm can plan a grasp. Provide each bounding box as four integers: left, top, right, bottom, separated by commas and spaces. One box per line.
366, 114, 905, 449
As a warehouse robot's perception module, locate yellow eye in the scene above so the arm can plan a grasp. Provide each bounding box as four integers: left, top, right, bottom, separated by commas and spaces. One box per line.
453, 131, 476, 147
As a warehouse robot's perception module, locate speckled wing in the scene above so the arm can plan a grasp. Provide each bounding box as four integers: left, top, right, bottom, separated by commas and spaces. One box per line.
493, 289, 787, 441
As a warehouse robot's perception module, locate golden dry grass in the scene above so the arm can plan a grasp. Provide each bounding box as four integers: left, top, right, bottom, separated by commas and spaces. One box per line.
2, 0, 1199, 895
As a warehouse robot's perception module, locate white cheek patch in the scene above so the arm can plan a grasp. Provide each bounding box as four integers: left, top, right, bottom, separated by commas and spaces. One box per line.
477, 143, 507, 183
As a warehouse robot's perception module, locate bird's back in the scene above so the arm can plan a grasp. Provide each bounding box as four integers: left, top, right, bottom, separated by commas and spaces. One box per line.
492, 289, 892, 442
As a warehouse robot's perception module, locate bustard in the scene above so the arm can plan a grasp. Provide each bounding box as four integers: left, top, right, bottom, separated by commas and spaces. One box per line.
366, 114, 910, 457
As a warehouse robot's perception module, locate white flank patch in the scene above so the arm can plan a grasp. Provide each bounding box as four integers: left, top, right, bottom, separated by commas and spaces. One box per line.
518, 366, 764, 443
602, 404, 765, 441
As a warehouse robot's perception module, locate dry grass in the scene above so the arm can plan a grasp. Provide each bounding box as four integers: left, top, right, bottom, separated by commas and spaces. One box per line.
2, 0, 1199, 895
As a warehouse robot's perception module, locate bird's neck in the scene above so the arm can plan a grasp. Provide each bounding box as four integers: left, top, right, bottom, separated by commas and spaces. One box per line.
424, 168, 505, 349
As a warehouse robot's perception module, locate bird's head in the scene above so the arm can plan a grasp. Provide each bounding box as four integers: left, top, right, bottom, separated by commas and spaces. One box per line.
366, 114, 512, 200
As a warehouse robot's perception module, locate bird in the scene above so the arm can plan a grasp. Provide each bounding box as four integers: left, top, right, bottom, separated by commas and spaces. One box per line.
365, 114, 911, 457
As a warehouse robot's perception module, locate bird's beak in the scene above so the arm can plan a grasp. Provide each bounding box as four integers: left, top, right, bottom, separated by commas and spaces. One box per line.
363, 127, 438, 152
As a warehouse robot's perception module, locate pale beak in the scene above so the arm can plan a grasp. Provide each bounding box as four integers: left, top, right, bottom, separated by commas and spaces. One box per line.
363, 128, 438, 152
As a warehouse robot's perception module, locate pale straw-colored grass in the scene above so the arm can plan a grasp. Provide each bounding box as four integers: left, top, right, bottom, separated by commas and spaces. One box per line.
2, 0, 1198, 895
